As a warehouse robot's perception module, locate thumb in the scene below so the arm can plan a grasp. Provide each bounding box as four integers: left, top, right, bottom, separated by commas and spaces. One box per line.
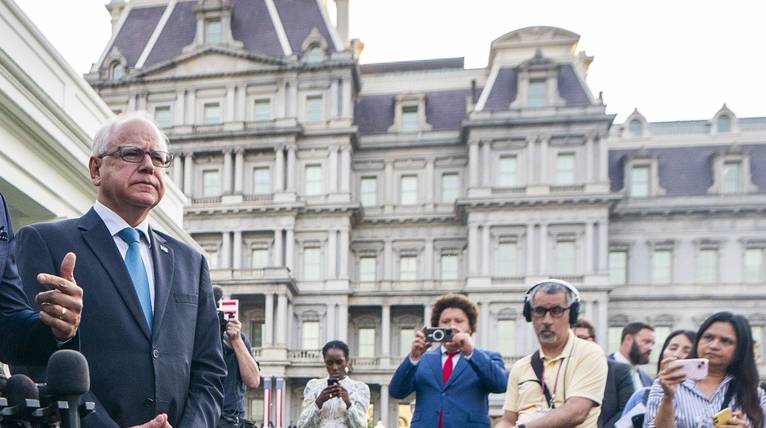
59, 252, 76, 283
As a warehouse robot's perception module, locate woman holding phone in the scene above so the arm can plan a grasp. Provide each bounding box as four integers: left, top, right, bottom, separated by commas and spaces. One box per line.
645, 312, 766, 427
297, 340, 370, 428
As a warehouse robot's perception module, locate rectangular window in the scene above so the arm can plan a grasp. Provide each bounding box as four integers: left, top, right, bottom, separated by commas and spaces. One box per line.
205, 249, 219, 270
608, 326, 623, 354
205, 19, 222, 44
497, 320, 516, 356
697, 248, 718, 283
400, 175, 418, 205
359, 256, 376, 282
399, 255, 417, 280
495, 242, 517, 277
304, 165, 322, 195
527, 79, 547, 108
202, 170, 221, 197
251, 248, 269, 269
249, 399, 264, 422
253, 99, 272, 121
752, 325, 764, 364
399, 328, 415, 356
401, 106, 418, 132
358, 328, 376, 358
721, 161, 742, 194
744, 248, 764, 282
253, 167, 271, 194
650, 326, 672, 363
306, 95, 323, 122
204, 102, 221, 124
498, 156, 517, 187
555, 153, 575, 185
441, 173, 460, 202
303, 247, 321, 280
652, 249, 672, 284
630, 165, 650, 197
360, 177, 377, 206
556, 240, 576, 275
609, 250, 628, 284
440, 254, 458, 280
302, 321, 320, 349
154, 106, 172, 128
249, 320, 264, 348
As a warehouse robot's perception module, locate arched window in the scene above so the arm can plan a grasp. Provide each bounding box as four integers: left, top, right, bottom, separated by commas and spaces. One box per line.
628, 119, 642, 136
717, 114, 731, 133
305, 44, 323, 63
111, 62, 125, 80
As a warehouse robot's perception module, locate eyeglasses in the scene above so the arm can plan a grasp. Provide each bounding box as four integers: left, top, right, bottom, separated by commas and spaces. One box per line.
99, 146, 174, 168
530, 305, 570, 319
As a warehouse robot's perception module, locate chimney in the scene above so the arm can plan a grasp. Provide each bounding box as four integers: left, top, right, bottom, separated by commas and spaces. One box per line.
334, 0, 349, 47
105, 0, 126, 35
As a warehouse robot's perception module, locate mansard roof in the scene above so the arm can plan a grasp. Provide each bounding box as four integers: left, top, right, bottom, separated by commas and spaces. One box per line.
100, 0, 340, 72
481, 64, 590, 111
360, 57, 465, 74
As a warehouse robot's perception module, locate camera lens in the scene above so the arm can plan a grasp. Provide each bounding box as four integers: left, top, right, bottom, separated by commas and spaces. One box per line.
432, 330, 444, 341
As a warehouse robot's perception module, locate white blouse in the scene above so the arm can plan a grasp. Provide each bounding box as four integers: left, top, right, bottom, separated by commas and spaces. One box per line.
297, 376, 370, 428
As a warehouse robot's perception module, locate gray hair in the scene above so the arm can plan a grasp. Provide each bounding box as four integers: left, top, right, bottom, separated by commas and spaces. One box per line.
91, 111, 168, 156
529, 280, 578, 306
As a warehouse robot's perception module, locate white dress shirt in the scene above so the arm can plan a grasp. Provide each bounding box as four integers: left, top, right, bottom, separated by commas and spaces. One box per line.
613, 351, 644, 391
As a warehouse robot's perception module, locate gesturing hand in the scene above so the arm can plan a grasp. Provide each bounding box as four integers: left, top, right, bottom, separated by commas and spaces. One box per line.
409, 329, 429, 362
35, 252, 83, 341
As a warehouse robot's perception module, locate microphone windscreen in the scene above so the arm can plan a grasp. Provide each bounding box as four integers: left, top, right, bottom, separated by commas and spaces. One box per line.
5, 374, 39, 406
46, 350, 90, 396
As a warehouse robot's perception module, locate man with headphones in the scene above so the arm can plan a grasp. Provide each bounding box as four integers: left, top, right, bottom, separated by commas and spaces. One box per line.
496, 279, 607, 428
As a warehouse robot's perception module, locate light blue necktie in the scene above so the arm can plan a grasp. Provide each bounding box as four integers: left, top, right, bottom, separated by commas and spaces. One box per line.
117, 227, 153, 333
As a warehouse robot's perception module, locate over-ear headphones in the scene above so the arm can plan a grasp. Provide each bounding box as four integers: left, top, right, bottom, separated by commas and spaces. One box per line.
522, 278, 581, 325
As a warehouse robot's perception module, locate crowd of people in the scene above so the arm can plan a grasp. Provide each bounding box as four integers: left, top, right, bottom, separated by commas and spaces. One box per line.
1, 112, 765, 427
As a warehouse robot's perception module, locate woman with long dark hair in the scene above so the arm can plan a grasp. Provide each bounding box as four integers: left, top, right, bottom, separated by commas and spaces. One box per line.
297, 340, 370, 428
645, 312, 766, 427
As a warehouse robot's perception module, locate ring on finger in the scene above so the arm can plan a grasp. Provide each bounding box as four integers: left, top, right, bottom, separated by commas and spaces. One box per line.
60, 307, 67, 319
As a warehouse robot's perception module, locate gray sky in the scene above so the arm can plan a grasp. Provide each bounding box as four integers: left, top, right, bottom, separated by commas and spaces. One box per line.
15, 0, 766, 122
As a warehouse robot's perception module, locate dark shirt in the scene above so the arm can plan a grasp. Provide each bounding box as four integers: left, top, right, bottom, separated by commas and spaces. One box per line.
222, 332, 253, 417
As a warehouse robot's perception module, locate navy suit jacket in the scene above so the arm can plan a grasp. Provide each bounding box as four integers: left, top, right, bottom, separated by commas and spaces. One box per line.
608, 353, 653, 387
0, 193, 59, 365
389, 347, 508, 428
599, 359, 635, 428
16, 208, 225, 427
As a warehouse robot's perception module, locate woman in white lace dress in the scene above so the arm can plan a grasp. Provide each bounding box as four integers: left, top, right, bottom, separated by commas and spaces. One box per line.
298, 340, 370, 428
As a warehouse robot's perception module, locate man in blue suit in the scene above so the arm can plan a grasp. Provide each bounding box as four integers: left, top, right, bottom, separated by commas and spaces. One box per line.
389, 293, 508, 428
15, 113, 225, 428
0, 192, 82, 364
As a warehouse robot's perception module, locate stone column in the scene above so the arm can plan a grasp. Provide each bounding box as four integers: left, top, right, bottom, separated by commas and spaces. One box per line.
330, 79, 339, 119
287, 81, 297, 117
264, 293, 274, 346
339, 228, 349, 279
340, 147, 351, 193
183, 152, 194, 197
285, 227, 295, 273
276, 294, 287, 346
234, 149, 244, 193
469, 142, 479, 188
172, 155, 183, 188
186, 89, 196, 124
223, 150, 233, 194
385, 161, 394, 205
221, 231, 231, 269
237, 84, 247, 121
598, 221, 608, 273
598, 136, 608, 182
286, 145, 296, 192
337, 303, 348, 342
341, 77, 352, 118
526, 224, 535, 275
539, 137, 548, 184
424, 159, 434, 204
327, 303, 336, 340
424, 238, 434, 280
225, 85, 235, 122
277, 80, 287, 118
273, 229, 283, 267
482, 225, 491, 276
423, 304, 432, 328
328, 230, 338, 279
468, 224, 479, 276
175, 90, 186, 125
585, 221, 594, 274
539, 223, 548, 275
329, 147, 339, 193
275, 147, 285, 192
384, 240, 393, 280
482, 142, 491, 186
381, 304, 391, 357
585, 135, 594, 183
233, 230, 242, 269
380, 384, 389, 427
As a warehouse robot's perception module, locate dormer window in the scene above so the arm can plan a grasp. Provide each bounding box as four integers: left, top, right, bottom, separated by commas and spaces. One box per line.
628, 119, 643, 137
721, 161, 742, 194
389, 94, 431, 133
717, 115, 731, 133
709, 149, 755, 195
205, 19, 222, 44
400, 106, 418, 132
305, 44, 324, 63
527, 79, 547, 108
623, 154, 665, 198
630, 165, 649, 197
110, 61, 125, 80
510, 51, 565, 109
301, 29, 329, 64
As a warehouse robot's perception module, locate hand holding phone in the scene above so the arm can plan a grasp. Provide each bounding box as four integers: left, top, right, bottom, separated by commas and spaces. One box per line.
669, 358, 708, 381
712, 408, 732, 426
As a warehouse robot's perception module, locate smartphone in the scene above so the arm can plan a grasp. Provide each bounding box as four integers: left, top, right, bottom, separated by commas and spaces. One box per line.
327, 378, 339, 386
670, 358, 708, 380
424, 327, 454, 343
713, 408, 732, 426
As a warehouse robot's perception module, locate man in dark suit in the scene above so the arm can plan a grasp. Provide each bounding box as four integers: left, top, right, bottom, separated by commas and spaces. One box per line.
15, 113, 225, 428
573, 319, 634, 428
608, 322, 655, 390
0, 192, 82, 364
389, 293, 508, 428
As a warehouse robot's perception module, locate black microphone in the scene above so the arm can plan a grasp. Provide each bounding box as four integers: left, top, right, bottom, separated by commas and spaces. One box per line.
46, 350, 90, 428
1, 374, 40, 426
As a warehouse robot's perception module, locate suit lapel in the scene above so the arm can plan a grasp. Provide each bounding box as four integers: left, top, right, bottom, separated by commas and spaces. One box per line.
150, 230, 174, 338
79, 209, 151, 341
427, 350, 445, 389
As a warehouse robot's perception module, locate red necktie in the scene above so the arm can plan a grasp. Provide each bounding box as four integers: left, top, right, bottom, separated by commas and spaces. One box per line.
439, 352, 458, 428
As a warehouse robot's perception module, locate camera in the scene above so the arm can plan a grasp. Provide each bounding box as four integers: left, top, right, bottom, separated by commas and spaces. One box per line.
424, 327, 454, 342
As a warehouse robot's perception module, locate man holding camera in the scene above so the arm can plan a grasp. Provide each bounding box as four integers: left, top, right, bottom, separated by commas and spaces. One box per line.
213, 286, 260, 428
497, 279, 607, 428
389, 293, 508, 428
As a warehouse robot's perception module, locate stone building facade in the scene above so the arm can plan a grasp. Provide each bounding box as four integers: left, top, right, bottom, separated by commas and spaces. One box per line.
85, 1, 766, 426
